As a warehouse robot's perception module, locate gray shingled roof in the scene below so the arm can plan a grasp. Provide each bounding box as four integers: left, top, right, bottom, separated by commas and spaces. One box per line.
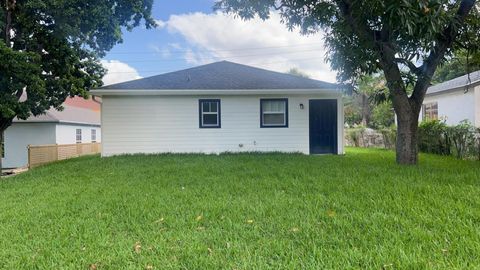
14, 105, 101, 126
102, 61, 339, 90
427, 70, 480, 95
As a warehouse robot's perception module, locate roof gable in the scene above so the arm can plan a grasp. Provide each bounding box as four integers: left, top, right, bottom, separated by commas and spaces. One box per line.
101, 61, 338, 90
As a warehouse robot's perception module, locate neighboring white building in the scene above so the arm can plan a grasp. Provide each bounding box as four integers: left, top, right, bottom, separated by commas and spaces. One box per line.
92, 61, 344, 156
420, 70, 480, 127
1, 103, 101, 168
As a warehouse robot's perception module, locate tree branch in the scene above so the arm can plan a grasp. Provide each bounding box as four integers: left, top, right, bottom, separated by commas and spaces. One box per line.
274, 3, 286, 11
15, 88, 23, 99
394, 58, 422, 76
4, 0, 15, 45
336, 0, 381, 45
337, 0, 411, 115
411, 0, 477, 108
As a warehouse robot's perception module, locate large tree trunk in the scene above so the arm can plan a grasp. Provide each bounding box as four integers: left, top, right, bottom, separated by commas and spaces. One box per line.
395, 110, 419, 164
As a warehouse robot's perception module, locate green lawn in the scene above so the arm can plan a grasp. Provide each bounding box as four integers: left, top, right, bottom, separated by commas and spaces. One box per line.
1, 148, 479, 269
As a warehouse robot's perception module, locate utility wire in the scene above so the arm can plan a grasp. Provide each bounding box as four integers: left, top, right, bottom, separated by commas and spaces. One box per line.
104, 57, 329, 74
103, 48, 325, 63
106, 42, 326, 55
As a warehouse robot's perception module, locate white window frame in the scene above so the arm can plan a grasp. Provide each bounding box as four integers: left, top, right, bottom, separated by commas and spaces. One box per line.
91, 129, 97, 143
422, 102, 438, 120
260, 99, 288, 128
199, 99, 221, 128
76, 129, 82, 144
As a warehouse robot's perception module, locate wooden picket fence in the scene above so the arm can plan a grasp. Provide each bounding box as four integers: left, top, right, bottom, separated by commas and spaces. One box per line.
28, 143, 101, 168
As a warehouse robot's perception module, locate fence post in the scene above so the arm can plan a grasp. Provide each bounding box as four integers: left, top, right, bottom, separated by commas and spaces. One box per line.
27, 145, 31, 169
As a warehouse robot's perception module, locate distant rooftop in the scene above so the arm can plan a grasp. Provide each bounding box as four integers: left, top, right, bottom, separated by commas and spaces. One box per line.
64, 96, 101, 111
14, 102, 100, 126
427, 70, 480, 95
101, 61, 339, 91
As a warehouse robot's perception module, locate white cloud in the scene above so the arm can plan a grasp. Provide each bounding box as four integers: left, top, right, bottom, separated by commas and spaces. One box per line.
101, 60, 142, 85
155, 19, 167, 29
156, 12, 336, 82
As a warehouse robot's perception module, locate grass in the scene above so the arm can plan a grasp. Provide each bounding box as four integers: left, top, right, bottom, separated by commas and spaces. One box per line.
0, 148, 479, 269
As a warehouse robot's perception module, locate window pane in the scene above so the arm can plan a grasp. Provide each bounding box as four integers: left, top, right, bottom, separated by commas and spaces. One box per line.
202, 101, 218, 113
199, 100, 221, 128
203, 114, 218, 125
424, 102, 438, 120
76, 129, 82, 143
263, 113, 285, 125
210, 102, 218, 112
202, 102, 211, 113
263, 100, 285, 112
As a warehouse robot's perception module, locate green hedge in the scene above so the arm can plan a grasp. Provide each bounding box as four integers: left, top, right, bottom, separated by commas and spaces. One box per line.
418, 119, 480, 160
345, 120, 480, 160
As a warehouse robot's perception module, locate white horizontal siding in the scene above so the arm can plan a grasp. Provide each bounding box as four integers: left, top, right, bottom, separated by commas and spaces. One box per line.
55, 124, 102, 144
101, 94, 343, 156
421, 89, 476, 126
2, 123, 56, 168
475, 85, 480, 127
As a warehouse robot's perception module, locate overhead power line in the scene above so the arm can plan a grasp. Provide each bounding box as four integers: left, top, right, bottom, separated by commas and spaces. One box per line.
104, 57, 329, 74
106, 42, 326, 55
103, 48, 325, 63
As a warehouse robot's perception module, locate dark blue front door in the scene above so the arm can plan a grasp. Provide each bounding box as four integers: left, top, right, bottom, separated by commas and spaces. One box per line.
309, 99, 338, 154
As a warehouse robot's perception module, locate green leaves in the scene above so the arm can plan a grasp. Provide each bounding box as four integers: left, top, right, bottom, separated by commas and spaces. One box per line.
0, 41, 43, 119
215, 0, 479, 84
0, 0, 154, 128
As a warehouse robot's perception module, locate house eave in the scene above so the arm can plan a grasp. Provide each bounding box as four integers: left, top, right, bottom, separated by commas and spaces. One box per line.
12, 120, 101, 127
426, 80, 480, 97
90, 88, 342, 97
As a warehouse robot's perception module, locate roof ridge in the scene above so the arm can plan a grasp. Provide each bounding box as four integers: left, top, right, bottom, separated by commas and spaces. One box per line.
217, 61, 331, 83
99, 60, 339, 91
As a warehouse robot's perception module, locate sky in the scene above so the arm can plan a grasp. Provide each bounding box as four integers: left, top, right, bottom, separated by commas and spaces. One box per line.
101, 0, 336, 85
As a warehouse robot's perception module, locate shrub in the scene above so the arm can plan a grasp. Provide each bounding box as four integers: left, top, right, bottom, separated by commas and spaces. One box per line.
474, 128, 480, 161
344, 104, 362, 126
379, 125, 396, 149
347, 127, 365, 147
447, 120, 476, 159
371, 101, 395, 129
418, 120, 451, 155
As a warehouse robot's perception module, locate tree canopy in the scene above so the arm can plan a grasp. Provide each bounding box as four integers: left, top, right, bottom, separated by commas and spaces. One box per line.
0, 0, 155, 131
215, 0, 479, 164
287, 68, 310, 78
0, 0, 155, 172
433, 49, 480, 83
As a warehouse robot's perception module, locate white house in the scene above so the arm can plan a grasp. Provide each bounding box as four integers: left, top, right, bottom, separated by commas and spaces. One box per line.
420, 70, 480, 127
92, 61, 344, 156
1, 100, 101, 168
